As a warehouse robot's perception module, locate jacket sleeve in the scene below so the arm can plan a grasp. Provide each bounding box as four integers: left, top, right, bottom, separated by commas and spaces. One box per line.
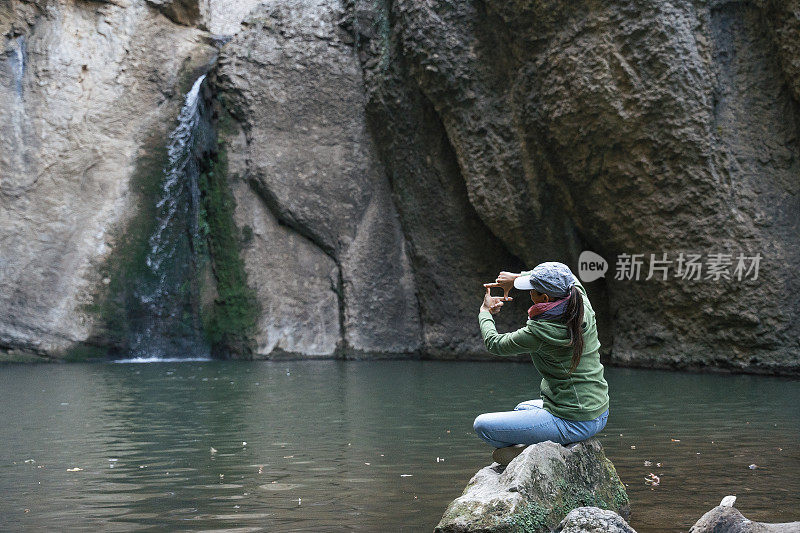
478, 310, 542, 356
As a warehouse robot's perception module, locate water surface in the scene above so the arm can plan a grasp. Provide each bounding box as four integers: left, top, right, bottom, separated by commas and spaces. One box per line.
0, 361, 797, 532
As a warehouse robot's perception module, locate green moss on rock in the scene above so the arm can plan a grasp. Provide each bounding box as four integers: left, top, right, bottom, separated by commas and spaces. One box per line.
82, 130, 172, 354
435, 439, 630, 533
505, 502, 550, 531
197, 134, 259, 359
63, 344, 108, 362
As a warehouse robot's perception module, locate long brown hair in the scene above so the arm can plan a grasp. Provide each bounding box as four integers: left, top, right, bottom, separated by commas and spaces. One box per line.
564, 285, 585, 373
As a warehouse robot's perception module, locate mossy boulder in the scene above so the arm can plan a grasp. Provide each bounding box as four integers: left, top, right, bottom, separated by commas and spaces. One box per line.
435, 439, 629, 533
555, 507, 636, 533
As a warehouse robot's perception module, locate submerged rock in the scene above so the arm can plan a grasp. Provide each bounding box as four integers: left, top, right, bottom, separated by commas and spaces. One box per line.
690, 497, 800, 533
554, 507, 636, 533
435, 439, 629, 533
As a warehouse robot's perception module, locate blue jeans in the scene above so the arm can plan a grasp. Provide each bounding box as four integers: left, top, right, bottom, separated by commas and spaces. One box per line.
473, 399, 609, 448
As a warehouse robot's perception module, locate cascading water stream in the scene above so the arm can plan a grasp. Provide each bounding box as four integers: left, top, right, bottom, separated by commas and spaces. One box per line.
125, 74, 212, 361
2, 35, 36, 197
12, 35, 25, 98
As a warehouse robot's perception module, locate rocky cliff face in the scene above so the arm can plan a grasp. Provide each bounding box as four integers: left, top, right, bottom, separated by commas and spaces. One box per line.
355, 0, 800, 372
1, 0, 797, 372
210, 0, 423, 357
0, 0, 217, 359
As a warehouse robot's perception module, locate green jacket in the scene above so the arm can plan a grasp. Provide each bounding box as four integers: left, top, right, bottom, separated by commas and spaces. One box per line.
478, 274, 609, 421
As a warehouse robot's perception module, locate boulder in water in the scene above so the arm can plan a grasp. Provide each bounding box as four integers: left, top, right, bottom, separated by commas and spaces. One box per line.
435, 439, 629, 533
690, 496, 800, 532
554, 506, 636, 533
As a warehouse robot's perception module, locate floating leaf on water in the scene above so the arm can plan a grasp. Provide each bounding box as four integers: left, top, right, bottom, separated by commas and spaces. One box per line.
645, 472, 660, 486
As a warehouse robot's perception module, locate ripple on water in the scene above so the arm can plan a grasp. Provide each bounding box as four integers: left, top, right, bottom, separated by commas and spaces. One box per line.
259, 483, 303, 491
0, 361, 797, 533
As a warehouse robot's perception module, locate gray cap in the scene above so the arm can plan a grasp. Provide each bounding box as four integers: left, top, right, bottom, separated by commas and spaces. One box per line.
513, 262, 577, 298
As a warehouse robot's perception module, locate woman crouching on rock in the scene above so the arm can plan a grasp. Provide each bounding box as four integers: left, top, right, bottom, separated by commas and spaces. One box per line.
474, 262, 609, 465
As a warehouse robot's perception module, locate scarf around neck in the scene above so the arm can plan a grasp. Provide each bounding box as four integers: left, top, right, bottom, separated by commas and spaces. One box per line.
527, 297, 569, 321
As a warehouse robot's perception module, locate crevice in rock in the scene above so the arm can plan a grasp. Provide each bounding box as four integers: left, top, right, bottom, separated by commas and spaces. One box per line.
334, 265, 348, 357
245, 176, 337, 259
244, 175, 349, 355
360, 55, 528, 354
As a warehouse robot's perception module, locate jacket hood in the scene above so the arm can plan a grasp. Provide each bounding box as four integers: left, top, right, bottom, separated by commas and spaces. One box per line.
525, 319, 573, 345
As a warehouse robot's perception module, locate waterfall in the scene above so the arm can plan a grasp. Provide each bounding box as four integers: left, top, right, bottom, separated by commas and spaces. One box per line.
144, 74, 206, 281
12, 35, 25, 97
1, 35, 36, 197
126, 74, 212, 361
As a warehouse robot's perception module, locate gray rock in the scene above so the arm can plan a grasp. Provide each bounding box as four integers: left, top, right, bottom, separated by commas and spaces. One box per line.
434, 439, 629, 533
145, 0, 200, 26
359, 0, 800, 372
690, 505, 800, 533
213, 0, 422, 357
225, 125, 341, 357
0, 0, 217, 359
554, 507, 636, 533
2, 0, 799, 370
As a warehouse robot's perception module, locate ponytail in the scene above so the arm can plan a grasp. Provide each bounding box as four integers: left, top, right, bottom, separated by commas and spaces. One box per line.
564, 285, 584, 373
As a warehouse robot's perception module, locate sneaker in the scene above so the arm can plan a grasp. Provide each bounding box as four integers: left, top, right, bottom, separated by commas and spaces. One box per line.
492, 444, 528, 466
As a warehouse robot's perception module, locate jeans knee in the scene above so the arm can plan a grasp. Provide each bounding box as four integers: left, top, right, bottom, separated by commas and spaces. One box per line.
514, 399, 543, 411
473, 414, 488, 435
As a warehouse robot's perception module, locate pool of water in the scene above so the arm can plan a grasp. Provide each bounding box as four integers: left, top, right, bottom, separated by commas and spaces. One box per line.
0, 360, 797, 532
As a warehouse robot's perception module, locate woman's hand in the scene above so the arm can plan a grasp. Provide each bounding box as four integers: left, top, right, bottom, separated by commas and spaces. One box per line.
481, 286, 512, 315
483, 271, 520, 301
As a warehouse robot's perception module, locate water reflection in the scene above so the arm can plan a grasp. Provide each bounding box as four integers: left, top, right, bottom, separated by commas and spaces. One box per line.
0, 361, 797, 532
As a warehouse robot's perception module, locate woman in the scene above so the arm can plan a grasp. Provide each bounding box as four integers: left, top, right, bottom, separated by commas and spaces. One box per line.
474, 262, 609, 465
